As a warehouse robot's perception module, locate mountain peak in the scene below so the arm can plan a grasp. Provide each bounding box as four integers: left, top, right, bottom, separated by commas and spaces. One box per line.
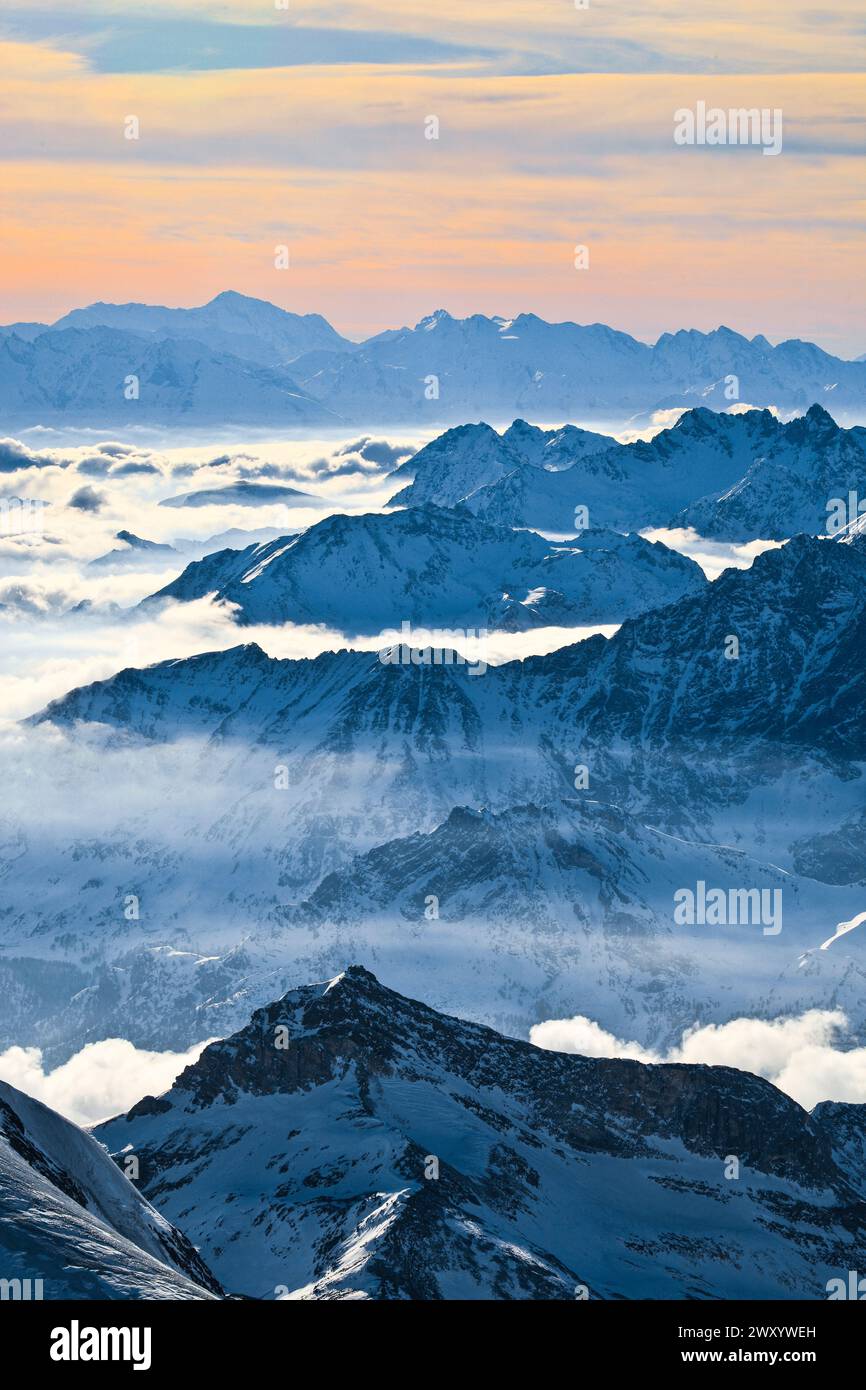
203, 289, 279, 313
804, 402, 836, 426
125, 964, 416, 1112
782, 401, 840, 444
95, 967, 866, 1300
671, 405, 725, 434
207, 289, 252, 304
202, 291, 301, 318
318, 963, 379, 996
415, 308, 454, 331
115, 529, 156, 548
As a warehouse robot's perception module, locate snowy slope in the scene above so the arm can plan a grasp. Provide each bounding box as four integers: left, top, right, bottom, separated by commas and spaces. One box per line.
95, 967, 866, 1300
0, 1079, 220, 1299
838, 511, 866, 546
463, 406, 785, 531
144, 505, 705, 632
671, 404, 866, 539
387, 418, 620, 509
386, 422, 525, 505
462, 458, 627, 532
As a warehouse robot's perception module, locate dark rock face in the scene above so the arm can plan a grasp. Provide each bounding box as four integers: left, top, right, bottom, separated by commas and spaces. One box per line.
96, 967, 866, 1301
813, 1101, 866, 1197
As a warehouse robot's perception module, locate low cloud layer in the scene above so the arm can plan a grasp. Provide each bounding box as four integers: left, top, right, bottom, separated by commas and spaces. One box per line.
0, 1037, 213, 1127
0, 593, 621, 724
530, 1008, 866, 1110
641, 527, 782, 581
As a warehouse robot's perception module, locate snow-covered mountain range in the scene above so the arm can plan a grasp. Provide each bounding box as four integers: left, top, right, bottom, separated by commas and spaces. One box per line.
94, 966, 866, 1300
1, 237, 863, 1309
0, 1078, 220, 1299
54, 534, 865, 769
291, 312, 866, 424
391, 405, 866, 537
45, 291, 352, 365
0, 324, 338, 428
4, 294, 866, 427
671, 406, 866, 539
144, 504, 705, 632
386, 419, 620, 509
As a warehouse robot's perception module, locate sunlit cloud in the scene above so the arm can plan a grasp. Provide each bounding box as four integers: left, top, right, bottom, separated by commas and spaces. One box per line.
530, 1008, 866, 1110
6, 0, 866, 75
0, 1036, 213, 1126
641, 528, 783, 581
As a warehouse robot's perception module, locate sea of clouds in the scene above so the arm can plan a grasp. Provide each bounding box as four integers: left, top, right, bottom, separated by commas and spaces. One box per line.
0, 424, 803, 1123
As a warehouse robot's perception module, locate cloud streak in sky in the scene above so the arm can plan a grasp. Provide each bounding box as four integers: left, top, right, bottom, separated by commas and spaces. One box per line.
0, 24, 862, 353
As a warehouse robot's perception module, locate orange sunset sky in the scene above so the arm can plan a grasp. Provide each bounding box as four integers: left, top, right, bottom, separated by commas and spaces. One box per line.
0, 0, 864, 355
